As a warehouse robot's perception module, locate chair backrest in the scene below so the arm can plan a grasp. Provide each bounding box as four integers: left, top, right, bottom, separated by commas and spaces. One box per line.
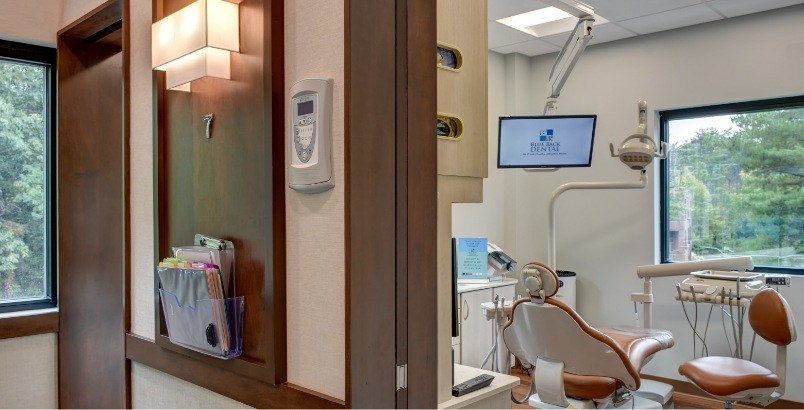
749, 288, 797, 346
503, 293, 641, 391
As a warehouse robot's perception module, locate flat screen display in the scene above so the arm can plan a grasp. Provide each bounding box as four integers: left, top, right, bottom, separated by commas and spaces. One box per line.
297, 100, 314, 116
498, 115, 597, 168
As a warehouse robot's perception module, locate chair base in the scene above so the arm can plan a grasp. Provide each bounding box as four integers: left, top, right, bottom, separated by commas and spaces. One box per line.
528, 392, 663, 409
633, 379, 674, 409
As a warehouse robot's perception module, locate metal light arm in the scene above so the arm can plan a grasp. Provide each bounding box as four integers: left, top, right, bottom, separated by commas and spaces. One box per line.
543, 0, 595, 114
547, 171, 648, 269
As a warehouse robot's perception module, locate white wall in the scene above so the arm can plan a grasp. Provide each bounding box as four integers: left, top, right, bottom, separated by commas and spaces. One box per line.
0, 333, 57, 408
455, 4, 804, 402
58, 0, 100, 30
131, 362, 249, 408
0, 2, 62, 407
0, 0, 61, 46
284, 0, 346, 400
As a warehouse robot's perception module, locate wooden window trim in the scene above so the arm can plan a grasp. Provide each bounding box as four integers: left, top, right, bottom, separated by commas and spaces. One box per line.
0, 311, 58, 340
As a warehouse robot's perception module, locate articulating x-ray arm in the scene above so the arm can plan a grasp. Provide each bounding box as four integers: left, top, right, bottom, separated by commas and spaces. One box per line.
543, 0, 596, 114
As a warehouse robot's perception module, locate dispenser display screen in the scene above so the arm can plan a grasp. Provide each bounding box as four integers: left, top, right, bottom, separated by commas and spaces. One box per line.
498, 115, 596, 168
298, 100, 314, 116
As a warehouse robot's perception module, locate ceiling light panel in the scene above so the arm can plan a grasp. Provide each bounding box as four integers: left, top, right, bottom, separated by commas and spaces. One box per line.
497, 7, 573, 33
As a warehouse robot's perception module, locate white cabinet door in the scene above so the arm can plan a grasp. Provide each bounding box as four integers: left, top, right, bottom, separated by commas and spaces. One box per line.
494, 284, 516, 303
460, 288, 493, 368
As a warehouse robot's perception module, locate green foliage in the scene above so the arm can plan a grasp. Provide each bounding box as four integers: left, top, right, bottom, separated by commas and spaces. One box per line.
668, 108, 804, 268
0, 59, 47, 300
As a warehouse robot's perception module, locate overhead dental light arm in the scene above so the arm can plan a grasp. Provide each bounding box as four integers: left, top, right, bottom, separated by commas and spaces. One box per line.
543, 0, 595, 114
548, 101, 666, 270
547, 173, 647, 269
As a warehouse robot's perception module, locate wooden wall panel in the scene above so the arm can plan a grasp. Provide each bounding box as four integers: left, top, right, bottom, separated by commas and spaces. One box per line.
153, 0, 286, 386
346, 0, 398, 406
436, 0, 488, 178
403, 0, 438, 407
57, 33, 126, 408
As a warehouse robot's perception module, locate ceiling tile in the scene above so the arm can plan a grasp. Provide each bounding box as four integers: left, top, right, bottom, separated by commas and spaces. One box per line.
588, 23, 638, 45
582, 0, 703, 22
488, 21, 541, 49
488, 0, 551, 21
705, 0, 804, 18
617, 4, 722, 35
540, 22, 636, 47
491, 38, 561, 56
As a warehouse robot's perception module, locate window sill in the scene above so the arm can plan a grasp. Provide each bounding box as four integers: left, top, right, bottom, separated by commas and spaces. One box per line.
0, 309, 58, 340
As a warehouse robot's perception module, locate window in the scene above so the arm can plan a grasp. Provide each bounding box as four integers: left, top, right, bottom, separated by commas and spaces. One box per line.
660, 97, 804, 273
0, 40, 56, 312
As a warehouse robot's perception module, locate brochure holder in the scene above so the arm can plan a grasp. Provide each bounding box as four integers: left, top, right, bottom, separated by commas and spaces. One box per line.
157, 234, 243, 359
159, 286, 244, 359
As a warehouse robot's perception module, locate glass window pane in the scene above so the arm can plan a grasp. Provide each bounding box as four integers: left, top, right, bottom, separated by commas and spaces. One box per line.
0, 58, 47, 301
666, 108, 804, 270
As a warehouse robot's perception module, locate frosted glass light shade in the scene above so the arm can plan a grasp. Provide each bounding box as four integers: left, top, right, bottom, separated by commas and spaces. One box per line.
165, 47, 230, 91
152, 0, 239, 91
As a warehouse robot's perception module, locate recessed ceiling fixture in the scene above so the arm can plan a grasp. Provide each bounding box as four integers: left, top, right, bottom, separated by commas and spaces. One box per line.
497, 7, 573, 31
497, 4, 607, 38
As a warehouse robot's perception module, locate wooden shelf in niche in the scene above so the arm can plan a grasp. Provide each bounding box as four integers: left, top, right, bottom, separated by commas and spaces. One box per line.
437, 42, 462, 72
437, 113, 463, 141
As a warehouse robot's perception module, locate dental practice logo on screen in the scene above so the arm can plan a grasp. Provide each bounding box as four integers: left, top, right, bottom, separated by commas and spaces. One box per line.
532, 129, 561, 153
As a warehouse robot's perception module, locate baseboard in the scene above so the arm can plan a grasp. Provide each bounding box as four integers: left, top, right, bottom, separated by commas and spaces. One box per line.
643, 375, 804, 409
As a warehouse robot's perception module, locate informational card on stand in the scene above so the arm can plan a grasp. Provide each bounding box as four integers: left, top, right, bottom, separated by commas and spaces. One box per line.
454, 237, 489, 283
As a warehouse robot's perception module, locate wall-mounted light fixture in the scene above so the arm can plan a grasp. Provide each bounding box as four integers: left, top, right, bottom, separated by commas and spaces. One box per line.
152, 0, 240, 92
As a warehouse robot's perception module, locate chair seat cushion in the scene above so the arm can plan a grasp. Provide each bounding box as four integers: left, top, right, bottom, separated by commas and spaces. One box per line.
561, 327, 675, 399
562, 374, 619, 399
679, 356, 780, 397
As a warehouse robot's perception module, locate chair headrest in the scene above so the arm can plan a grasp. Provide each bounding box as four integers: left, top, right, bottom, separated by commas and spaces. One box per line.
521, 261, 560, 300
749, 288, 797, 346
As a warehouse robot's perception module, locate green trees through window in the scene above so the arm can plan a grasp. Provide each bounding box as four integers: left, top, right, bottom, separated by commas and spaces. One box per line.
664, 102, 803, 270
0, 57, 49, 302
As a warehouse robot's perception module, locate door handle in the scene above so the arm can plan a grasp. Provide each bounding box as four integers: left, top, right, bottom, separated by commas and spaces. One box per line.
463, 299, 469, 320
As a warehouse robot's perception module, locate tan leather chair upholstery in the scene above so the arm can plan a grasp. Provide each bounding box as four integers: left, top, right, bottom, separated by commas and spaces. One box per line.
679, 288, 797, 406
504, 261, 674, 403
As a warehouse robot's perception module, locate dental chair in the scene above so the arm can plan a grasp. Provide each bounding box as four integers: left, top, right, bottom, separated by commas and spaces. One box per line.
678, 288, 796, 408
503, 262, 675, 409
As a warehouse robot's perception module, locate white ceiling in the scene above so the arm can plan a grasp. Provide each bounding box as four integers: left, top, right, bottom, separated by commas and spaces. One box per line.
489, 0, 804, 56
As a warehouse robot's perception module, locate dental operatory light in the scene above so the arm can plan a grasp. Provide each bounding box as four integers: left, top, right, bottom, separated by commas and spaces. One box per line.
151, 0, 240, 92
609, 100, 667, 170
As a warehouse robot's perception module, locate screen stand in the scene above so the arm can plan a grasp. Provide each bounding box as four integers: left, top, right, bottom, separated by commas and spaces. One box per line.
523, 168, 559, 172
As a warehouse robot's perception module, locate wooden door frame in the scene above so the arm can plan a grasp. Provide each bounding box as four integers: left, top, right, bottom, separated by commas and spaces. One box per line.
346, 0, 437, 407
56, 0, 129, 407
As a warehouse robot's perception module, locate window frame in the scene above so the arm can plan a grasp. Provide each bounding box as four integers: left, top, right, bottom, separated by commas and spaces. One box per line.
659, 96, 804, 275
0, 39, 57, 313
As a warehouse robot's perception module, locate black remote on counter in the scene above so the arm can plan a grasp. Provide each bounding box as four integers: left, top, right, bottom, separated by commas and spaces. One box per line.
452, 374, 494, 397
